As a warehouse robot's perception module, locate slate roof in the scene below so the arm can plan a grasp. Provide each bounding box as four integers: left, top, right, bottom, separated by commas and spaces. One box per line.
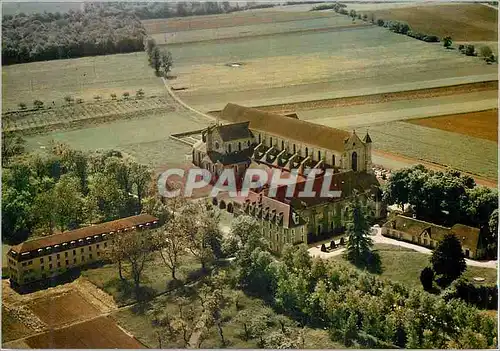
206, 148, 253, 166
221, 103, 352, 152
216, 121, 253, 141
383, 215, 481, 251
363, 132, 372, 143
10, 214, 159, 257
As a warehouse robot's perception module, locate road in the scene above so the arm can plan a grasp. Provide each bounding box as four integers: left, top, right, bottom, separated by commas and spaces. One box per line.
309, 226, 498, 269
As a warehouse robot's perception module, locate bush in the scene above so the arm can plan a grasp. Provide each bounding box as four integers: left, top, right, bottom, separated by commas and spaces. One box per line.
136, 89, 145, 99
420, 267, 435, 291
33, 100, 44, 109
479, 45, 493, 58
377, 19, 384, 26
123, 92, 130, 99
110, 93, 117, 100
330, 240, 336, 250
465, 44, 476, 56
93, 95, 102, 101
458, 44, 465, 52
18, 102, 27, 110
321, 243, 327, 252
76, 98, 84, 104
64, 95, 74, 104
443, 278, 498, 310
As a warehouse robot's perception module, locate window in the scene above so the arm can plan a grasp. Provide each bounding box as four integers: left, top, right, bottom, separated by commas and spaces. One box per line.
57, 254, 60, 259
281, 140, 284, 149
89, 246, 92, 252
96, 244, 100, 249
89, 254, 93, 260
332, 154, 336, 166
104, 242, 107, 248
40, 258, 44, 264
305, 147, 308, 156
82, 256, 85, 262
49, 263, 53, 269
81, 248, 84, 253
269, 137, 272, 146
228, 144, 232, 153
22, 262, 27, 267
318, 150, 321, 160
57, 262, 61, 268
28, 260, 32, 265
97, 252, 101, 257
238, 142, 241, 151
73, 258, 77, 264
65, 260, 69, 265
65, 252, 68, 258
73, 250, 76, 255
41, 266, 45, 271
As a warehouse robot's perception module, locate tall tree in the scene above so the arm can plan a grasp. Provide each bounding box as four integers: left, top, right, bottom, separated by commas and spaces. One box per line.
431, 233, 466, 286
344, 193, 373, 266
53, 174, 84, 232
150, 46, 161, 75
160, 51, 173, 77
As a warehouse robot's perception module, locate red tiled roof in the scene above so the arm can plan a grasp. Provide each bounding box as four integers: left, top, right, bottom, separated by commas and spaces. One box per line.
10, 214, 159, 255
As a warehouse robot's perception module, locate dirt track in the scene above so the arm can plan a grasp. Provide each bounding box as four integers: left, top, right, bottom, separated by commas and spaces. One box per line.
236, 80, 498, 115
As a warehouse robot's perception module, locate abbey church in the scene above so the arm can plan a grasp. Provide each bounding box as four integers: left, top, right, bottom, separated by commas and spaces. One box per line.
192, 103, 385, 251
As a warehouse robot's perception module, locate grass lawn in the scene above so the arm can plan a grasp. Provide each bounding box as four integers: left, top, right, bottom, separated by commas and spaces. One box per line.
332, 243, 498, 289
82, 252, 202, 306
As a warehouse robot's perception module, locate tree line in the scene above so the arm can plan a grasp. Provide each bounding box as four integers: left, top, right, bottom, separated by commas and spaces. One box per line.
144, 38, 173, 77
2, 140, 153, 244
225, 214, 497, 348
383, 165, 498, 257
2, 3, 147, 65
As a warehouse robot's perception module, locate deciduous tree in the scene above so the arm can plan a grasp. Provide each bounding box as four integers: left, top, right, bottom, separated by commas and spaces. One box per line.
431, 233, 466, 286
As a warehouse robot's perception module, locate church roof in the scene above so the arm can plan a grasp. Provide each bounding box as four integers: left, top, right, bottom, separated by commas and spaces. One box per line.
216, 121, 253, 141
221, 103, 352, 152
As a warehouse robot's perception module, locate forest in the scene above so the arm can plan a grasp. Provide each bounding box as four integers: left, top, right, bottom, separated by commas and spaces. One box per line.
1, 2, 274, 65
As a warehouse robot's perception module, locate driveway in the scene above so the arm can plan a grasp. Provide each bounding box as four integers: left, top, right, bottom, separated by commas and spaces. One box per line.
309, 226, 498, 269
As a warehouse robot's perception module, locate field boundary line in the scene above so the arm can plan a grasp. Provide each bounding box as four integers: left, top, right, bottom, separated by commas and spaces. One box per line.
162, 77, 214, 122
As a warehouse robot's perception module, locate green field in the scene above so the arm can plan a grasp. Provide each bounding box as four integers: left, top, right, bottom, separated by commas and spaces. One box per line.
24, 107, 208, 169
333, 244, 498, 289
2, 52, 165, 111
165, 19, 496, 111
353, 122, 498, 179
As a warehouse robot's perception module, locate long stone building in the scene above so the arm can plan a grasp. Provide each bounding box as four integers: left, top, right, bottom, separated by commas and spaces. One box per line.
7, 214, 159, 287
192, 103, 384, 251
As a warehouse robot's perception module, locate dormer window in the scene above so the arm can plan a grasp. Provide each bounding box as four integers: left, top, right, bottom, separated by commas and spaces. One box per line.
215, 141, 219, 149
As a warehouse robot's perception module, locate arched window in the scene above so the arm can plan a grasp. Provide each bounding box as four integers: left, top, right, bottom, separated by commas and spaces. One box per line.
281, 140, 284, 150
228, 144, 232, 153
332, 154, 336, 166
269, 137, 273, 146
293, 144, 296, 154
258, 134, 261, 143
351, 151, 358, 171
305, 147, 308, 156
238, 142, 241, 151
318, 150, 321, 160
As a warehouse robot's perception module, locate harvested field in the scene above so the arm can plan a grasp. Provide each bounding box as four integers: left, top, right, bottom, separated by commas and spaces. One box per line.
28, 291, 100, 328
371, 3, 498, 41
142, 9, 339, 33
407, 109, 498, 142
2, 52, 165, 111
1, 307, 34, 343
24, 316, 145, 349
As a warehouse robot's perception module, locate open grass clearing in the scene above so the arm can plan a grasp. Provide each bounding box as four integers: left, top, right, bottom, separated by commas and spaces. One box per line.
332, 243, 497, 290
24, 107, 209, 169
354, 122, 498, 180
407, 109, 498, 142
370, 3, 497, 41
81, 252, 203, 306
2, 52, 165, 111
